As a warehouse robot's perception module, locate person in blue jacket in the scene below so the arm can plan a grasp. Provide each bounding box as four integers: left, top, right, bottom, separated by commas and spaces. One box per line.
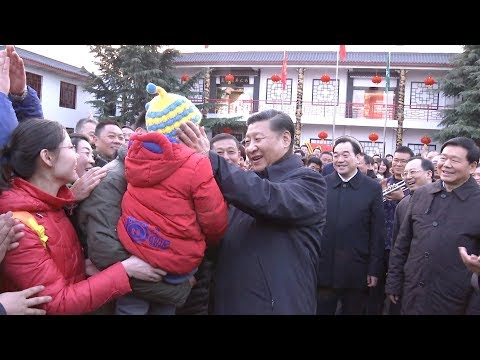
178, 109, 327, 314
0, 45, 43, 150
0, 46, 48, 315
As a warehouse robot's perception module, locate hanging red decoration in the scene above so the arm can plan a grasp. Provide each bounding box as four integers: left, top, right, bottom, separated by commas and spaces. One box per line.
424, 76, 435, 87
369, 133, 379, 143
271, 74, 281, 83
222, 127, 233, 134
372, 75, 382, 84
181, 74, 190, 82
320, 74, 331, 83
318, 131, 328, 140
224, 73, 235, 84
421, 136, 431, 145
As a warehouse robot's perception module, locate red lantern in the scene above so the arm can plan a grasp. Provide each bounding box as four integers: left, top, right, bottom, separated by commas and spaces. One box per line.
320, 74, 331, 83
318, 131, 328, 143
181, 74, 190, 82
225, 73, 235, 84
369, 133, 379, 143
372, 75, 382, 84
424, 76, 435, 87
421, 136, 431, 145
318, 131, 328, 140
222, 127, 233, 134
271, 74, 281, 83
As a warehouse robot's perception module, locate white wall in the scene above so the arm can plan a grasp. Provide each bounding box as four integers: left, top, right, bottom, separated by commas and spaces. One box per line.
25, 65, 96, 130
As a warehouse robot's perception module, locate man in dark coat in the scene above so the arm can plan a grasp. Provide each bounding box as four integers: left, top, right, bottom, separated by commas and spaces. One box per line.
386, 137, 480, 315
178, 109, 327, 314
387, 156, 434, 314
316, 136, 385, 315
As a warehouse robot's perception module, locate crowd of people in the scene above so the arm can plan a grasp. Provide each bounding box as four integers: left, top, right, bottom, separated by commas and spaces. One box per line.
0, 45, 479, 315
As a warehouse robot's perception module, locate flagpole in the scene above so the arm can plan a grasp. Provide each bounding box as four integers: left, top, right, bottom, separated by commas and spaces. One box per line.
332, 48, 340, 141
382, 51, 391, 157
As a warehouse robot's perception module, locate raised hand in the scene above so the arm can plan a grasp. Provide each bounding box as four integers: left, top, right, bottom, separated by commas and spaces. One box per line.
177, 121, 210, 155
0, 50, 10, 95
5, 45, 26, 95
70, 166, 108, 202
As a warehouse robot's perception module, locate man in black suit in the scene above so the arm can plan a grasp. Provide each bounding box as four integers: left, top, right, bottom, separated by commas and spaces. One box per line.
317, 136, 385, 315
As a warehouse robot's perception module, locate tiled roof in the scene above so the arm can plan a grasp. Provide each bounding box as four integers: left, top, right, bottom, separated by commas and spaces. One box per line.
173, 51, 458, 68
0, 46, 90, 79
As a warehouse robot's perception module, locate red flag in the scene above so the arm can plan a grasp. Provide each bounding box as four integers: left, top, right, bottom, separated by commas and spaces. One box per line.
281, 50, 287, 90
339, 45, 346, 61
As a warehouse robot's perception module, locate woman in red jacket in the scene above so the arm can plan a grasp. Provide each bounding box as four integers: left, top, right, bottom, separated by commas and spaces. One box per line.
0, 119, 165, 315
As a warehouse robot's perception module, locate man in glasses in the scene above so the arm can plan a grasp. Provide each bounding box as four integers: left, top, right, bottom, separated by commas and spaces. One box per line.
367, 146, 414, 315
386, 156, 434, 314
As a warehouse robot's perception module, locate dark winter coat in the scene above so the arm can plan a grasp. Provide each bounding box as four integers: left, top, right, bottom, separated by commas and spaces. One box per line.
317, 171, 385, 289
386, 178, 480, 315
211, 153, 327, 314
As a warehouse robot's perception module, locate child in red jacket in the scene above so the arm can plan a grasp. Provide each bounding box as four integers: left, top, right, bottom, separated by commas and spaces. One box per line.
116, 84, 228, 314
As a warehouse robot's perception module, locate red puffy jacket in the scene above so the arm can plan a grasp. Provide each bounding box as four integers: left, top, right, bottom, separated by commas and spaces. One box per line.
0, 178, 131, 314
117, 132, 228, 274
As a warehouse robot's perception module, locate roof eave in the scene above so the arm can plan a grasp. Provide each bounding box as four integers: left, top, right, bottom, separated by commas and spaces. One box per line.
24, 59, 90, 81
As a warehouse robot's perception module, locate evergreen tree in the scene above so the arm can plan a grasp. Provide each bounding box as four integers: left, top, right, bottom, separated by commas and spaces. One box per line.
84, 45, 206, 124
435, 45, 480, 143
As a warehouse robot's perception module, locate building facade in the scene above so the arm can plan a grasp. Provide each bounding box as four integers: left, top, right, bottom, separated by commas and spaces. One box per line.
173, 50, 459, 156
1, 46, 96, 131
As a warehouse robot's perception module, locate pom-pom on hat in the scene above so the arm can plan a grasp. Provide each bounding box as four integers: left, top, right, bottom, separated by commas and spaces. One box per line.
145, 83, 202, 139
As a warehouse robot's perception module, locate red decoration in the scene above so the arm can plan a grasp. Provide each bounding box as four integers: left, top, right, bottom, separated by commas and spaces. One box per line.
271, 74, 281, 83
320, 74, 331, 83
424, 76, 435, 87
225, 73, 235, 84
369, 133, 379, 143
339, 45, 347, 61
181, 74, 190, 82
222, 127, 233, 134
421, 136, 431, 145
281, 50, 287, 90
372, 75, 382, 84
318, 131, 328, 140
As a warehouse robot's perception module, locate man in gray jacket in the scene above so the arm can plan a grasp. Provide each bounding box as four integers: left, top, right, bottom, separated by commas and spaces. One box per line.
73, 114, 192, 314
386, 137, 480, 315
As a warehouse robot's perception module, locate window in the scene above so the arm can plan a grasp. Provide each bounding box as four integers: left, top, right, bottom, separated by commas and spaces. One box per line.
59, 81, 77, 109
410, 82, 439, 110
312, 79, 339, 105
190, 78, 205, 104
408, 143, 436, 155
26, 72, 42, 99
359, 141, 384, 157
266, 79, 292, 104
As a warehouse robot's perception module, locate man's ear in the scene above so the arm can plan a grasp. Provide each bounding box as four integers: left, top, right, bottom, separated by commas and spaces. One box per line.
355, 153, 362, 164
283, 130, 292, 149
39, 149, 55, 168
469, 161, 478, 174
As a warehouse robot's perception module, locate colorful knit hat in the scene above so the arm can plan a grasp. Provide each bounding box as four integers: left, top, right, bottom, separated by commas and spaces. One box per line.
145, 83, 202, 138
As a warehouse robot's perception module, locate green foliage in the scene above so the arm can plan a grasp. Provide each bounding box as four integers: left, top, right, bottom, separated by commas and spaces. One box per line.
84, 45, 208, 124
201, 116, 246, 131
435, 45, 480, 143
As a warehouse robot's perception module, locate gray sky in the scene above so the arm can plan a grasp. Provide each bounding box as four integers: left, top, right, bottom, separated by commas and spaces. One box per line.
17, 45, 464, 74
